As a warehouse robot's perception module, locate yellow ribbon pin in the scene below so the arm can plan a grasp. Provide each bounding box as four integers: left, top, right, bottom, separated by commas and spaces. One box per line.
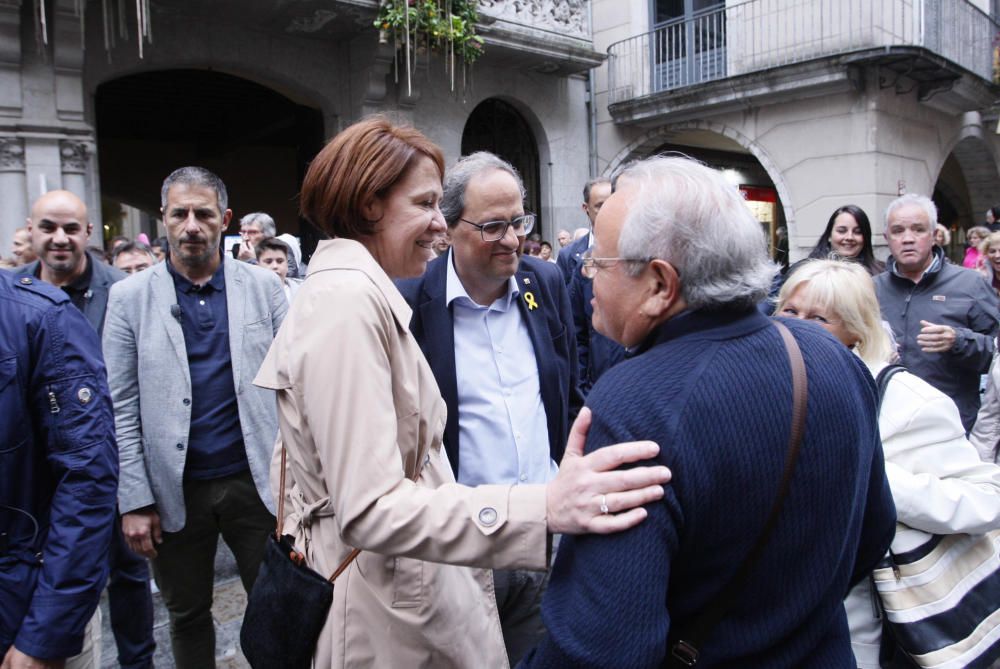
524, 291, 538, 310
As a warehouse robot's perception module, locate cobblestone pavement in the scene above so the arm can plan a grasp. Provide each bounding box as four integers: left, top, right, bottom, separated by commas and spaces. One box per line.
99, 540, 250, 668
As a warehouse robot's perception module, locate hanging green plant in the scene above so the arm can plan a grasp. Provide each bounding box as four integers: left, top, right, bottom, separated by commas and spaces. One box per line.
376, 0, 483, 64
375, 0, 485, 93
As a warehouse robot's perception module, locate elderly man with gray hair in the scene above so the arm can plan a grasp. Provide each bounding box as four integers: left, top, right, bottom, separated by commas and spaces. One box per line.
874, 193, 999, 432
520, 156, 896, 668
236, 211, 276, 261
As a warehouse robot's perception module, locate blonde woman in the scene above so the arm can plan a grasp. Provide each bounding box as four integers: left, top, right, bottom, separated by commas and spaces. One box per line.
965, 225, 991, 269
977, 231, 1000, 296
776, 259, 1000, 668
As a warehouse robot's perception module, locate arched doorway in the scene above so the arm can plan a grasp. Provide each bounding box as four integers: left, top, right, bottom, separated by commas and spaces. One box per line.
461, 99, 542, 229
933, 136, 1000, 261
95, 69, 324, 258
648, 139, 788, 269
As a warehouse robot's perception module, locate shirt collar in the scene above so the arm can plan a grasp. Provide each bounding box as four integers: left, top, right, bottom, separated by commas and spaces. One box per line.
66, 254, 93, 293
628, 305, 769, 357
887, 245, 943, 283
445, 248, 520, 310
34, 253, 93, 292
166, 251, 227, 294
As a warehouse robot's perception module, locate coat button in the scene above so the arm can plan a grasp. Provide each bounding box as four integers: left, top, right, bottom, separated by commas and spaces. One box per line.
182, 398, 191, 405
19, 277, 32, 285
478, 507, 498, 527
175, 443, 184, 450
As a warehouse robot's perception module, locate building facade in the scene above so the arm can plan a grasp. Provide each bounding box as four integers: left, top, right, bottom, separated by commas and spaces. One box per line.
0, 0, 603, 257
593, 0, 1000, 262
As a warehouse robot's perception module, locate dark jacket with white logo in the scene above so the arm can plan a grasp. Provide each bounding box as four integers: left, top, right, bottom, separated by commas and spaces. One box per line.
874, 246, 1000, 431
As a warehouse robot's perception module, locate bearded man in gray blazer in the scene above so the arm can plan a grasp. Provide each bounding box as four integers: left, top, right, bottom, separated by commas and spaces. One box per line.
102, 166, 287, 667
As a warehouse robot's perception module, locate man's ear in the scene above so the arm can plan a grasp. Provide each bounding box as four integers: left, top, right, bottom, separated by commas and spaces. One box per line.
644, 259, 685, 319
222, 209, 233, 232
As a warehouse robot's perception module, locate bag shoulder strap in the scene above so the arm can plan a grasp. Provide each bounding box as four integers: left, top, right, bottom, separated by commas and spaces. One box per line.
668, 320, 808, 667
277, 444, 427, 584
874, 364, 906, 413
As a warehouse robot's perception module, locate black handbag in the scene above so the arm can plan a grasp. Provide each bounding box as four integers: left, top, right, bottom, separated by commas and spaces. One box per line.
240, 445, 361, 669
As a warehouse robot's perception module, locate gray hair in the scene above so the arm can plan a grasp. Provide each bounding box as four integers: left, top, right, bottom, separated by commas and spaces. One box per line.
240, 212, 276, 237
441, 152, 526, 228
616, 156, 777, 310
885, 193, 937, 227
160, 166, 229, 213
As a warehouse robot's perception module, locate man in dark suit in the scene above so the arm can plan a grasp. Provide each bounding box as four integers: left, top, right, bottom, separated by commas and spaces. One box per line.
556, 177, 611, 285
17, 190, 156, 669
397, 152, 582, 667
556, 177, 625, 395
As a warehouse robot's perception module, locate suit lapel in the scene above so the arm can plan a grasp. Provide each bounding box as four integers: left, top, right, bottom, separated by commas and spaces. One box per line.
84, 261, 111, 333
151, 264, 190, 370
516, 265, 558, 451
224, 257, 245, 392
420, 259, 460, 467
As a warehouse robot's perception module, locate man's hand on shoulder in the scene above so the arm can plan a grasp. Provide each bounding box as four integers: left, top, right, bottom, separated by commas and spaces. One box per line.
1, 646, 65, 669
121, 507, 163, 558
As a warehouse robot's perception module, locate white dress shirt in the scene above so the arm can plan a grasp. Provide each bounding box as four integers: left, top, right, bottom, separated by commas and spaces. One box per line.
446, 251, 557, 487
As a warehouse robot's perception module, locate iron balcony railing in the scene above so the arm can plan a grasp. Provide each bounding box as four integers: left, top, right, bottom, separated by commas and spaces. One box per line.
608, 0, 1000, 104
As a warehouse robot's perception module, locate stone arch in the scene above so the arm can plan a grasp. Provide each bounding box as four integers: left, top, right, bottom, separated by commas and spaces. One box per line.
934, 123, 1000, 230
606, 120, 797, 238
461, 96, 548, 230
92, 68, 325, 252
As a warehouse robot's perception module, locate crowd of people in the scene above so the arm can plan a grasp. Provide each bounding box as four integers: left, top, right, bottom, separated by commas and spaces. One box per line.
2, 114, 1000, 669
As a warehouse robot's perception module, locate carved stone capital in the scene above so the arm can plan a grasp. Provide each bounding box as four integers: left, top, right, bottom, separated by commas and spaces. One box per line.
0, 136, 24, 171
60, 140, 89, 173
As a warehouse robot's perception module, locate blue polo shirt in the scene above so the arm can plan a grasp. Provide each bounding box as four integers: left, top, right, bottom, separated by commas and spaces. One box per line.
167, 258, 249, 480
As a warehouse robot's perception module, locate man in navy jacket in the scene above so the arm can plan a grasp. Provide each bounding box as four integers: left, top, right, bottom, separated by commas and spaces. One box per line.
17, 189, 154, 668
0, 270, 118, 668
522, 156, 895, 669
398, 152, 582, 666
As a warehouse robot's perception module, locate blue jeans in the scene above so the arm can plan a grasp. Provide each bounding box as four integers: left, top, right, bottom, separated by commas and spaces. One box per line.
108, 516, 155, 669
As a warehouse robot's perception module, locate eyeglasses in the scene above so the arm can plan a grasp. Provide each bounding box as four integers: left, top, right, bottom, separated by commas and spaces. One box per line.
579, 250, 650, 279
459, 213, 536, 242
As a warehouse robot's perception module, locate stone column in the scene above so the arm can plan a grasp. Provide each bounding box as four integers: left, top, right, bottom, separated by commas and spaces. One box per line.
59, 139, 89, 202
0, 136, 27, 252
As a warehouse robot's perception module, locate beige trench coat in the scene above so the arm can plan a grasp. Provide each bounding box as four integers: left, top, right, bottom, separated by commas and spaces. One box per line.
254, 239, 549, 668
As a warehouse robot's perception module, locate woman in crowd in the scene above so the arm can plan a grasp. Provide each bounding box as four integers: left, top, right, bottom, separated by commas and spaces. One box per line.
976, 231, 1000, 296
804, 205, 884, 274
539, 240, 556, 262
252, 117, 669, 668
964, 225, 990, 269
933, 223, 951, 254
775, 259, 1000, 668
765, 204, 882, 312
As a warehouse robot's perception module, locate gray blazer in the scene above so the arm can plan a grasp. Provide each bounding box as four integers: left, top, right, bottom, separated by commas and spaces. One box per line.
102, 256, 288, 532
17, 255, 126, 336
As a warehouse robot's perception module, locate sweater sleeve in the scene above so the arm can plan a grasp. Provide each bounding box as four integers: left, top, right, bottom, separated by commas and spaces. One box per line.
521, 404, 676, 669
